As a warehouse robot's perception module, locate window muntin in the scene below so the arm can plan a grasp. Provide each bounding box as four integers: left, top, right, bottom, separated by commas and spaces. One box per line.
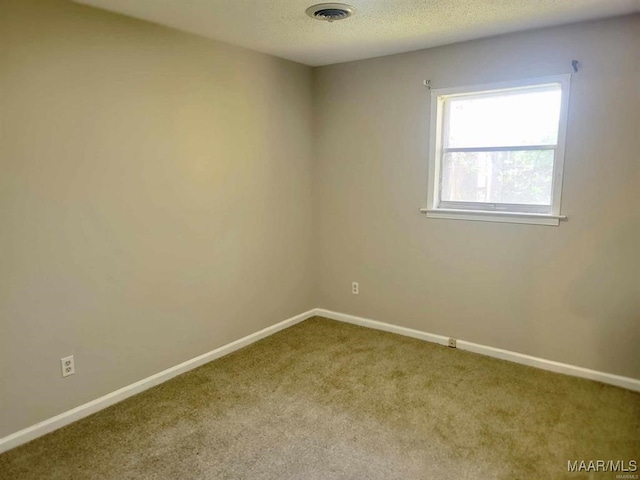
426, 76, 570, 224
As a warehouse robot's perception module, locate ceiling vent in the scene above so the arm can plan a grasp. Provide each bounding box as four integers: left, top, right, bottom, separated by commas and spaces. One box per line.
306, 3, 356, 22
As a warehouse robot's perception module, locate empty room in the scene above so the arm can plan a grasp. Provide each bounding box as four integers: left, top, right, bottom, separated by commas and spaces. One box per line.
1, 0, 638, 478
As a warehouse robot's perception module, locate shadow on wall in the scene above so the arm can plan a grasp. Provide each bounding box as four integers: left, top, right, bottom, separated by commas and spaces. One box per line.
569, 218, 640, 375
529, 202, 640, 377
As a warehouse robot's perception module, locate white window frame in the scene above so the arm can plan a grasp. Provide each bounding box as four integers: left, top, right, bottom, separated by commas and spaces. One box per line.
423, 75, 571, 226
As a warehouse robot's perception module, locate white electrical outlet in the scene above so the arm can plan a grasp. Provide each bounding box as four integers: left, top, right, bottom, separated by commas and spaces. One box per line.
352, 282, 359, 295
448, 338, 457, 348
61, 355, 75, 377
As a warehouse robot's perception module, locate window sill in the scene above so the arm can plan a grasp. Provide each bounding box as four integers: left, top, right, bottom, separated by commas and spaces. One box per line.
419, 208, 567, 226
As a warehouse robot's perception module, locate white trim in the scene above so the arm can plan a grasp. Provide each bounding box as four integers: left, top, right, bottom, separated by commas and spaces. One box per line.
426, 87, 443, 212
431, 74, 570, 99
425, 74, 571, 225
3, 307, 638, 454
0, 309, 316, 454
456, 340, 639, 391
315, 308, 640, 393
551, 74, 571, 217
420, 208, 567, 226
315, 308, 450, 346
443, 145, 556, 153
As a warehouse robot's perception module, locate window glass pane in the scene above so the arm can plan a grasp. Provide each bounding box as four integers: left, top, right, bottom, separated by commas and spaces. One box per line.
445, 87, 562, 148
441, 150, 554, 205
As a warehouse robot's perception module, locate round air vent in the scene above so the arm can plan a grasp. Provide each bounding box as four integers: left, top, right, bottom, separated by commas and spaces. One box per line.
306, 3, 356, 22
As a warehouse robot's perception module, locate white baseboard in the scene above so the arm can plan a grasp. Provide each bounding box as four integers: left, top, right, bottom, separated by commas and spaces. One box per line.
315, 308, 451, 346
0, 309, 316, 455
315, 308, 640, 393
3, 307, 638, 455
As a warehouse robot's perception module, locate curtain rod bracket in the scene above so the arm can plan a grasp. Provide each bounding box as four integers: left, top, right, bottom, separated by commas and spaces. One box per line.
423, 79, 431, 89
572, 60, 579, 73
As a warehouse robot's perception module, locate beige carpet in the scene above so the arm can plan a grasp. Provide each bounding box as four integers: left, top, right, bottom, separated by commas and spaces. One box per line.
1, 317, 638, 479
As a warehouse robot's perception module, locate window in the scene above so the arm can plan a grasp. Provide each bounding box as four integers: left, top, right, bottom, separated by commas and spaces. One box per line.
424, 75, 571, 226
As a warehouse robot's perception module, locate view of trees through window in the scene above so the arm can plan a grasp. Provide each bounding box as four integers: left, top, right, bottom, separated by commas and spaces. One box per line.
441, 149, 554, 205
440, 86, 561, 207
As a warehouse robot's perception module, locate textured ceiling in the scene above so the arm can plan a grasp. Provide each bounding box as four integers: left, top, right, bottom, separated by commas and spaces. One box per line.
74, 0, 640, 66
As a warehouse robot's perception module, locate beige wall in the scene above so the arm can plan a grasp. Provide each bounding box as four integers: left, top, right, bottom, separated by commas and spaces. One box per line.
0, 0, 314, 437
2, 0, 638, 442
314, 16, 640, 379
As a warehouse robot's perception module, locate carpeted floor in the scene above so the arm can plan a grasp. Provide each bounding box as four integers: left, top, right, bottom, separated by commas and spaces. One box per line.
1, 316, 638, 479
